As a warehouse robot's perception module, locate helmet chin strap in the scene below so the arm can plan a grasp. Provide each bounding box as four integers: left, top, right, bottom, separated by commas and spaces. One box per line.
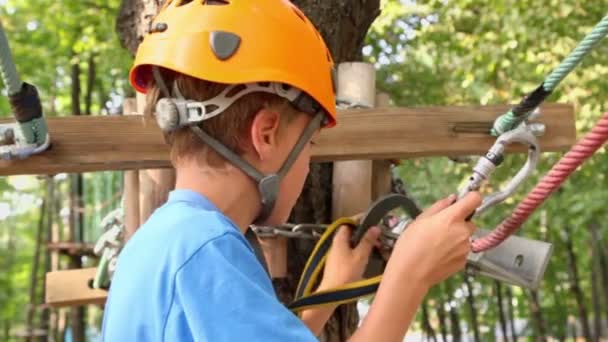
152, 67, 323, 224
190, 114, 322, 224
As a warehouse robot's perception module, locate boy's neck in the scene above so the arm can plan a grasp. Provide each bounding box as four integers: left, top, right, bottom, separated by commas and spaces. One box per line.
174, 163, 260, 234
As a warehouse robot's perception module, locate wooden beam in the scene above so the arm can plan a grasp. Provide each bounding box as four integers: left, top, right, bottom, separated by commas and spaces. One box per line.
45, 268, 107, 307
45, 242, 96, 257
0, 103, 575, 176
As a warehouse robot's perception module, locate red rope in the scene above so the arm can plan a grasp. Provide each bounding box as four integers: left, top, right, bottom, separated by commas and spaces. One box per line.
472, 112, 608, 252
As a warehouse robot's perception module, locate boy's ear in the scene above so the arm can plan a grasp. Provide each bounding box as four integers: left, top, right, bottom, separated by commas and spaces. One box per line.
249, 108, 281, 161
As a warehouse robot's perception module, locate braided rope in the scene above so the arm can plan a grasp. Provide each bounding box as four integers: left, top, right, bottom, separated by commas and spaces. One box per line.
473, 112, 608, 252
492, 14, 608, 135
544, 14, 608, 92
0, 19, 22, 95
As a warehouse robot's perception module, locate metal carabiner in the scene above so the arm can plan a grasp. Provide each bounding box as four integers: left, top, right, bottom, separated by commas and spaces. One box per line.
458, 116, 545, 217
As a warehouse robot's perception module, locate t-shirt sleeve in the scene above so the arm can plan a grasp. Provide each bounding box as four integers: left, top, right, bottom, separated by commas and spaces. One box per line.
171, 232, 318, 342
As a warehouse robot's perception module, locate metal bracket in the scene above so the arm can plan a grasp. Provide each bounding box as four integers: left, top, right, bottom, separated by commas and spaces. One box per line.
466, 229, 553, 289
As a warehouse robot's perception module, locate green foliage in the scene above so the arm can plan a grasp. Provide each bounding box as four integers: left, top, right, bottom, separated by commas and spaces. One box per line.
368, 0, 608, 339
0, 0, 607, 340
0, 0, 131, 117
0, 1, 125, 339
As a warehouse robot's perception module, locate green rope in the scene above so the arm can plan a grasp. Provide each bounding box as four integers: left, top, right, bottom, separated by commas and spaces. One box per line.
0, 18, 50, 151
544, 14, 608, 92
0, 19, 22, 95
15, 116, 47, 146
492, 14, 608, 136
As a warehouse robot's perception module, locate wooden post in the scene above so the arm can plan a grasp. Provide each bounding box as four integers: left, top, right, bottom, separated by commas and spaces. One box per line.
332, 62, 376, 219
371, 93, 394, 200
122, 98, 140, 241
135, 93, 176, 226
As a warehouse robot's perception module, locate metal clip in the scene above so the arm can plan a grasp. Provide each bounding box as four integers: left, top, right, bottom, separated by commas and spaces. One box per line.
466, 229, 553, 289
458, 116, 545, 217
0, 122, 51, 160
91, 208, 125, 289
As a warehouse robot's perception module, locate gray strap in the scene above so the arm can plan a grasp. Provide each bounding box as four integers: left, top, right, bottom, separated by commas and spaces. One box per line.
277, 113, 324, 179
190, 125, 265, 183
152, 66, 171, 98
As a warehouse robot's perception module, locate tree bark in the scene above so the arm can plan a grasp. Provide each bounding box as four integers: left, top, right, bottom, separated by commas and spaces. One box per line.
25, 186, 47, 342
590, 223, 608, 334
495, 281, 509, 342
464, 275, 480, 341
421, 300, 437, 342
85, 53, 96, 115
116, 1, 381, 340
436, 294, 449, 342
4, 220, 16, 340
445, 279, 462, 342
40, 178, 55, 342
528, 290, 547, 341
116, 0, 163, 55
506, 286, 517, 341
69, 52, 86, 342
591, 240, 602, 341
563, 227, 593, 342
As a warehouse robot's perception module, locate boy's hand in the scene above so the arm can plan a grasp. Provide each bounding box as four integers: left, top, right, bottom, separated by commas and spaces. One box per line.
318, 220, 381, 291
385, 192, 482, 287
301, 218, 381, 336
347, 193, 482, 342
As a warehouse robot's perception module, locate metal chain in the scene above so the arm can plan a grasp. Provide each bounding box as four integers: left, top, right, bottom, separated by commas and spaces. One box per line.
250, 223, 327, 240
251, 167, 420, 246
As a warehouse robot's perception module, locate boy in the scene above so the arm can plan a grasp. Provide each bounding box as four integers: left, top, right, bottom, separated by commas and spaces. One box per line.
101, 0, 481, 341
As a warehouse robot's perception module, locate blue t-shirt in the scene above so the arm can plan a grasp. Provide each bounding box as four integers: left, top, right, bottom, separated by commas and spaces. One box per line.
101, 189, 317, 341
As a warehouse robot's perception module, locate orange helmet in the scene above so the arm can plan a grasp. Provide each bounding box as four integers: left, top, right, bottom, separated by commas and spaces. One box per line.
129, 0, 337, 127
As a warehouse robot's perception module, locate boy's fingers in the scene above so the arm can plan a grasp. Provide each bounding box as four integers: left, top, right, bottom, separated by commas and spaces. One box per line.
354, 226, 381, 259
418, 194, 457, 219
443, 192, 483, 221
350, 212, 364, 224
332, 225, 352, 248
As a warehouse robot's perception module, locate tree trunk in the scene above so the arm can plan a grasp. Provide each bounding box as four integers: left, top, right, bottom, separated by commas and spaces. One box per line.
528, 290, 547, 341
117, 1, 381, 341
4, 220, 16, 340
40, 178, 55, 342
25, 186, 47, 342
69, 53, 86, 342
436, 295, 449, 342
591, 241, 602, 341
445, 280, 462, 342
421, 300, 437, 342
563, 227, 593, 341
85, 53, 96, 115
495, 281, 509, 342
590, 223, 608, 334
506, 286, 517, 341
464, 275, 480, 341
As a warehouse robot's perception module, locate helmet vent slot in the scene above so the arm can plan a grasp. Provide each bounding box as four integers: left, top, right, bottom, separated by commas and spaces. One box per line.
204, 104, 219, 113
226, 84, 246, 98
175, 0, 194, 6
203, 0, 230, 5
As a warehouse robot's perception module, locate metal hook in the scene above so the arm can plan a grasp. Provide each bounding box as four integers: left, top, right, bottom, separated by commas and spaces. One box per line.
458, 116, 544, 218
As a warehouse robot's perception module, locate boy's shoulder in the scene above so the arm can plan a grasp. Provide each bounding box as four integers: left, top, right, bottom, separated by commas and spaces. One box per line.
116, 189, 253, 276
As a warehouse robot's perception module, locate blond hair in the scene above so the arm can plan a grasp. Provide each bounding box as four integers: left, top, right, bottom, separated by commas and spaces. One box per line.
144, 70, 301, 167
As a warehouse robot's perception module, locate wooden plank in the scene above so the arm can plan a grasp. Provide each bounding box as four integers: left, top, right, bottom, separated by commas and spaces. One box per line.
45, 268, 107, 307
0, 103, 575, 176
332, 160, 373, 219
46, 242, 96, 257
